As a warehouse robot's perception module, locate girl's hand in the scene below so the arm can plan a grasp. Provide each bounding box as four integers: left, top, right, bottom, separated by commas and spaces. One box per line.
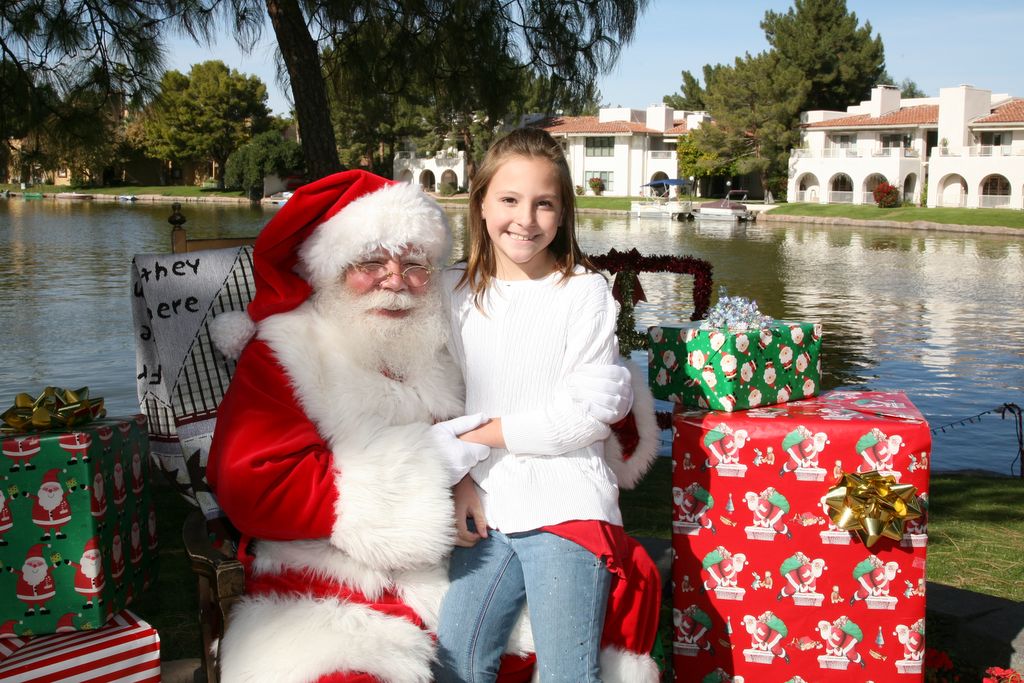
453, 475, 488, 547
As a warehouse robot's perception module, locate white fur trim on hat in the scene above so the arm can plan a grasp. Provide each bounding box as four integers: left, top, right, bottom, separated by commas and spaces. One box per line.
209, 311, 256, 361
603, 357, 661, 490
298, 182, 451, 290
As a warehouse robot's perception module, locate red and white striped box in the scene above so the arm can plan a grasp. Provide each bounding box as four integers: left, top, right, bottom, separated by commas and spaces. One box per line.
0, 610, 160, 682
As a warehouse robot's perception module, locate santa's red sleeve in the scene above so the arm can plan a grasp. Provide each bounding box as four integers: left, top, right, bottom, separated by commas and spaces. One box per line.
207, 339, 339, 541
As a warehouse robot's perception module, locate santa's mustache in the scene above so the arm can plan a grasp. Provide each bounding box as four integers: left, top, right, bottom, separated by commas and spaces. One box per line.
353, 290, 416, 313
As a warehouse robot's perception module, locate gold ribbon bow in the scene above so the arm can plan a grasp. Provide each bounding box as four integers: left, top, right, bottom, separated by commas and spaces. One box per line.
1, 387, 106, 433
824, 470, 922, 548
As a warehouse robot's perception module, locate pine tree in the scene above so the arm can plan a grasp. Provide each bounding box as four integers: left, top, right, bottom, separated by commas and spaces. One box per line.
761, 0, 885, 112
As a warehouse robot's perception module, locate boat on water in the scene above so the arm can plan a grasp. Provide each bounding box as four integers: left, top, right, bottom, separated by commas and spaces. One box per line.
264, 191, 293, 206
22, 192, 43, 199
117, 195, 139, 202
692, 190, 752, 222
629, 199, 692, 219
56, 191, 95, 200
630, 178, 694, 219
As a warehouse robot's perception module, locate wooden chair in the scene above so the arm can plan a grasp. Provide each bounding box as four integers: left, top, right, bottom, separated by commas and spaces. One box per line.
169, 202, 256, 254
132, 209, 257, 682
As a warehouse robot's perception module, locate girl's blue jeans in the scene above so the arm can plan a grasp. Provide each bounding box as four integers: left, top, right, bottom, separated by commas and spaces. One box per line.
433, 527, 612, 683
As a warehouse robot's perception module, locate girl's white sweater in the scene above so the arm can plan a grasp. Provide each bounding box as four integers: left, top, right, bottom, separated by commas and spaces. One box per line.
442, 265, 623, 533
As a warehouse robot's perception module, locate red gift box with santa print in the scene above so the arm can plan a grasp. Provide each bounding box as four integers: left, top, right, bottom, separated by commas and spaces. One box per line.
670, 391, 930, 682
0, 417, 158, 637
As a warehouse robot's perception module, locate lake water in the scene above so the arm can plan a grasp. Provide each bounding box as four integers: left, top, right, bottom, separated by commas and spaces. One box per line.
1, 197, 1022, 474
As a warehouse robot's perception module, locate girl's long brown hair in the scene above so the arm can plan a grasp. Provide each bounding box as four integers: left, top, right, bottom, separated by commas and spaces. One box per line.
458, 127, 596, 306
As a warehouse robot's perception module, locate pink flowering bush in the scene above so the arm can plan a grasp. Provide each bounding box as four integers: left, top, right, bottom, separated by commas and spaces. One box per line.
873, 181, 901, 207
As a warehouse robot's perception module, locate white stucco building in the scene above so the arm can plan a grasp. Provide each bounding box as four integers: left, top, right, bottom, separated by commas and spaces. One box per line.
536, 106, 710, 197
788, 84, 1024, 209
390, 105, 710, 197
393, 148, 468, 192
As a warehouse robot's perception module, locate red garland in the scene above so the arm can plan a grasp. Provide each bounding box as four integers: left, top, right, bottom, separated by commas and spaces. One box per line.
590, 247, 713, 321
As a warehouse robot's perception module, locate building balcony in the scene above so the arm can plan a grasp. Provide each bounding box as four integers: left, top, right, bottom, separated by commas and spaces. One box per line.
649, 150, 674, 160
871, 147, 920, 158
792, 146, 923, 160
968, 145, 1017, 157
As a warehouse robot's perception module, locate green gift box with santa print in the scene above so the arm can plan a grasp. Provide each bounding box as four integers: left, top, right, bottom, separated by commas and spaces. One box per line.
0, 416, 158, 638
647, 321, 823, 412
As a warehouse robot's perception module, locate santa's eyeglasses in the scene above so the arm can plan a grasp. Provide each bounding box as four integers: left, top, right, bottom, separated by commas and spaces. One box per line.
351, 261, 432, 287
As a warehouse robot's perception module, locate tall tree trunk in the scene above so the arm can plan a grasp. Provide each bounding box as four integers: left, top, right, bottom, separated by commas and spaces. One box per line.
461, 127, 476, 189
264, 0, 342, 180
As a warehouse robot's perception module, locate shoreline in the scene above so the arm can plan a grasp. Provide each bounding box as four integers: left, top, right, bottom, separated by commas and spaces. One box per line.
7, 191, 1023, 236
755, 210, 1023, 236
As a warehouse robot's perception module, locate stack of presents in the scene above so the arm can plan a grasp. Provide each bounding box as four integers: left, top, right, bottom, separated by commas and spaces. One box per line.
649, 293, 930, 682
0, 389, 161, 681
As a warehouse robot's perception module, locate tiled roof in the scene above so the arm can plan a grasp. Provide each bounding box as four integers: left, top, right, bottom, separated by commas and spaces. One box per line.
973, 99, 1024, 124
535, 115, 687, 135
804, 104, 938, 128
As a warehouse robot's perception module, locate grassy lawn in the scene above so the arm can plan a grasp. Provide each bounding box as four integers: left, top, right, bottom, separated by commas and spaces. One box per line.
768, 201, 1024, 229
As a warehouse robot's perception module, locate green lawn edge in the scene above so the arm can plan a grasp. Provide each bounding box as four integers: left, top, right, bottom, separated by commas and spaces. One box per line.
766, 201, 1024, 229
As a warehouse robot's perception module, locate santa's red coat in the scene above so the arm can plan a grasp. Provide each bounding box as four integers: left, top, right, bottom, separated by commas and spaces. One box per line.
32, 498, 71, 528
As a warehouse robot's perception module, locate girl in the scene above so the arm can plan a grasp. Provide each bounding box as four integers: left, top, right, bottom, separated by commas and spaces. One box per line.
434, 128, 659, 683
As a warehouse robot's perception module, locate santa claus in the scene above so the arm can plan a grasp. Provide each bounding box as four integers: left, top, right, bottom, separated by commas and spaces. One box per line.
90, 470, 107, 525
130, 447, 145, 495
206, 171, 661, 683
109, 527, 125, 581
31, 469, 72, 541
10, 544, 56, 616
0, 487, 13, 546
67, 536, 105, 609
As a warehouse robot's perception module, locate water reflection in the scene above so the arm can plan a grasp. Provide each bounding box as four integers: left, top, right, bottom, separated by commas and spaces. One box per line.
1, 198, 1021, 473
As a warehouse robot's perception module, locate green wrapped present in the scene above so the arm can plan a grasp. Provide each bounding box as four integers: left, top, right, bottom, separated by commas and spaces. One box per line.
0, 416, 158, 637
647, 321, 822, 411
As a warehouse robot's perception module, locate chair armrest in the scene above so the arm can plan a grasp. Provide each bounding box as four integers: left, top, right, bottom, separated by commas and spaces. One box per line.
182, 510, 246, 600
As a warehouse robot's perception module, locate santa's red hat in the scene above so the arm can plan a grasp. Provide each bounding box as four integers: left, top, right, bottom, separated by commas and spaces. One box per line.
0, 619, 19, 637
212, 170, 451, 358
42, 469, 61, 485
55, 613, 78, 632
82, 537, 99, 554
24, 544, 45, 561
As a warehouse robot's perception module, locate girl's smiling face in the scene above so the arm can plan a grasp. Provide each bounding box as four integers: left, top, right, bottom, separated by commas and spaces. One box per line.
480, 155, 563, 280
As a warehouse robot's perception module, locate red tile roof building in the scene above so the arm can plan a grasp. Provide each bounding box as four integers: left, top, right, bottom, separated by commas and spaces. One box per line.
787, 85, 1024, 210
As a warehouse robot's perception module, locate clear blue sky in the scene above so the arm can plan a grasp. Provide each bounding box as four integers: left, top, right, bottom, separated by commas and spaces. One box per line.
165, 0, 1024, 117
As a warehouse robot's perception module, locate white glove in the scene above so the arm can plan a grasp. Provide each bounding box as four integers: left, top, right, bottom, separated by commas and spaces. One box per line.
429, 414, 491, 485
567, 362, 634, 424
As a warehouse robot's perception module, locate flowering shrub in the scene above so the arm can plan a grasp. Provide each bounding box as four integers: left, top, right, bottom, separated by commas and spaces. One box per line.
588, 176, 605, 195
984, 667, 1023, 683
873, 181, 901, 208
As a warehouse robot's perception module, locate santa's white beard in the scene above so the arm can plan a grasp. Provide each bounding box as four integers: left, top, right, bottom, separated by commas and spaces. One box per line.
82, 554, 101, 578
38, 486, 64, 512
22, 561, 47, 586
314, 283, 447, 380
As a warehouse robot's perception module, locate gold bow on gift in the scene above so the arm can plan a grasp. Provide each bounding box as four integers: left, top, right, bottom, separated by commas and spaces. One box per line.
824, 471, 922, 548
1, 387, 106, 433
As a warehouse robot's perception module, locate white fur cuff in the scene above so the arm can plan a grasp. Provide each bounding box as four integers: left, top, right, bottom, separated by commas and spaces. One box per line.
210, 311, 256, 360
